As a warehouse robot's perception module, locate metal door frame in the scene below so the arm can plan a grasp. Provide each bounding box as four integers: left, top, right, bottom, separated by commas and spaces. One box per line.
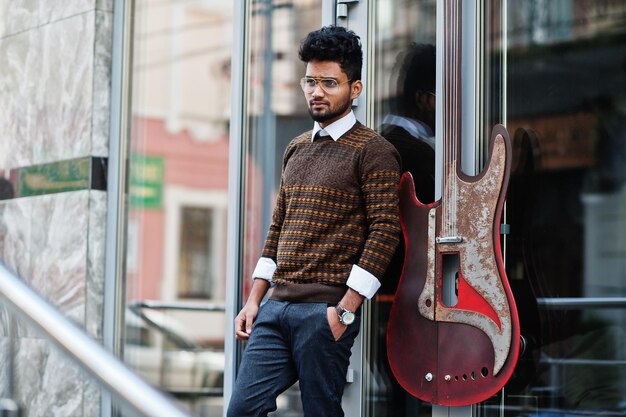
223, 0, 503, 415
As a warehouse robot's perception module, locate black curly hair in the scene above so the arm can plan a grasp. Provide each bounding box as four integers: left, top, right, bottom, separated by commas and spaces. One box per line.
400, 43, 435, 108
299, 26, 362, 81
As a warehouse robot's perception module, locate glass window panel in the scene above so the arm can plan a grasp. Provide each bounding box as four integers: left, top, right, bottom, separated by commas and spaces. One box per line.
239, 1, 322, 415
478, 1, 626, 415
367, 1, 436, 416
123, 1, 232, 416
178, 206, 214, 299
242, 0, 323, 270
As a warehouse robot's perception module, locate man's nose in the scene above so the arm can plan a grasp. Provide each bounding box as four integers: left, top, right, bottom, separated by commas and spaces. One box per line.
311, 82, 325, 96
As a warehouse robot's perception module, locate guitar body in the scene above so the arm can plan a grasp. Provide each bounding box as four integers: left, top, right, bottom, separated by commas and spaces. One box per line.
387, 125, 520, 406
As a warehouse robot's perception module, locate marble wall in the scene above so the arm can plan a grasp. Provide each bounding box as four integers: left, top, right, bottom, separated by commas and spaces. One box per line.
0, 1, 112, 169
0, 192, 107, 417
0, 1, 113, 415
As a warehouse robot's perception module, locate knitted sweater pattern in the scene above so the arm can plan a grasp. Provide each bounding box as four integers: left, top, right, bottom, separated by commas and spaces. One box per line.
264, 122, 401, 303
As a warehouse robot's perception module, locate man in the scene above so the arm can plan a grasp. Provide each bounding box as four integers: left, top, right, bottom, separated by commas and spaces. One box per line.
227, 26, 401, 417
376, 43, 437, 416
380, 42, 436, 205
378, 43, 436, 297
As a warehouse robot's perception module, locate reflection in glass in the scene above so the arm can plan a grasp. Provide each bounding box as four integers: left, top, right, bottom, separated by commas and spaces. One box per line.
124, 1, 232, 416
240, 1, 322, 415
178, 206, 215, 299
368, 1, 436, 416
479, 1, 626, 415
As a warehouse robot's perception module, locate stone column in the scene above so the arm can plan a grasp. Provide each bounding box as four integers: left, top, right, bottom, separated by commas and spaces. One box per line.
0, 1, 113, 415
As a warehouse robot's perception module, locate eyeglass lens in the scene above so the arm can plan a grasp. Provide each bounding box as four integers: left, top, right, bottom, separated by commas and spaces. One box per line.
300, 77, 341, 93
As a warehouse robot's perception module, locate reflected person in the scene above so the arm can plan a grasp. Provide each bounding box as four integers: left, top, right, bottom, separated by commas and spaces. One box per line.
380, 42, 436, 205
375, 43, 437, 416
379, 43, 436, 297
0, 177, 14, 200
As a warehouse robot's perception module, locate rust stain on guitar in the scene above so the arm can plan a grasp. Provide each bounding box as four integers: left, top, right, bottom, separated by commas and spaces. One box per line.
436, 135, 512, 375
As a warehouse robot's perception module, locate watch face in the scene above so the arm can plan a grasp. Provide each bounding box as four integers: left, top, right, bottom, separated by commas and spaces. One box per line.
341, 311, 356, 325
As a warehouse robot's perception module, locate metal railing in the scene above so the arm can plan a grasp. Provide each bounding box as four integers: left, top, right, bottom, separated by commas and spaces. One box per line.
0, 262, 193, 417
129, 300, 226, 313
537, 297, 626, 309
127, 299, 226, 400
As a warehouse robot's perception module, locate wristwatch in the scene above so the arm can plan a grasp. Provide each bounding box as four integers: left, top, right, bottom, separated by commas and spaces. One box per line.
335, 303, 356, 326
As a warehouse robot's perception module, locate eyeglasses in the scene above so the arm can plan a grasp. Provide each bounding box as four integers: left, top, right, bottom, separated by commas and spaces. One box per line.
300, 77, 351, 94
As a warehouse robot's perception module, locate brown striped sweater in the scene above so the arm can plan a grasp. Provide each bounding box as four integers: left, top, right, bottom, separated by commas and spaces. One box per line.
263, 122, 401, 304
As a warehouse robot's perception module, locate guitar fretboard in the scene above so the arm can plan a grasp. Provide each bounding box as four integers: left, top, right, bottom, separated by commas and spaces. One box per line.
441, 0, 463, 239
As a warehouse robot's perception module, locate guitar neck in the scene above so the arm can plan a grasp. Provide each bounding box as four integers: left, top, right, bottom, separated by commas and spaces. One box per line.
442, 0, 462, 168
441, 0, 463, 237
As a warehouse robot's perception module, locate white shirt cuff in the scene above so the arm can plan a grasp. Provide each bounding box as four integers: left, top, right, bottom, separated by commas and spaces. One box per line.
252, 257, 276, 282
346, 264, 381, 299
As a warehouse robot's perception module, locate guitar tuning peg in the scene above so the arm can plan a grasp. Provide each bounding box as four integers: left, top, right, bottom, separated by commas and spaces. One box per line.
425, 372, 433, 382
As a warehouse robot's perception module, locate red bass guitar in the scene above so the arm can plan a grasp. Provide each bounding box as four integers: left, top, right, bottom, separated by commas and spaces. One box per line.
386, 0, 520, 406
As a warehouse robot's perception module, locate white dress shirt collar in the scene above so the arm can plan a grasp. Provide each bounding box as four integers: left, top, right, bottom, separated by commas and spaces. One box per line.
382, 114, 435, 149
311, 111, 357, 141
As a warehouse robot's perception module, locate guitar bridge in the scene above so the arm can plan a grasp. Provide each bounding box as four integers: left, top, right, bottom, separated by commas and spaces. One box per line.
436, 236, 463, 244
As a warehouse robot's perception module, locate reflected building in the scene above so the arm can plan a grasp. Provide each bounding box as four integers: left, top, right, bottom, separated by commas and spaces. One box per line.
0, 0, 626, 416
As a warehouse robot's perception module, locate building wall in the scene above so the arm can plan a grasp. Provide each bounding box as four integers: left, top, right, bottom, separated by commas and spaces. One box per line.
0, 1, 113, 415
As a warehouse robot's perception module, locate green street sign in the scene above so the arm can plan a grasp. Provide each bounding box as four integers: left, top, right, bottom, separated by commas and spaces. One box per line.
19, 158, 90, 197
130, 155, 164, 209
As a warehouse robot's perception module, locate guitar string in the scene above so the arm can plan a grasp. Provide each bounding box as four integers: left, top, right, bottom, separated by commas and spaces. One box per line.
450, 0, 454, 238
442, 0, 446, 237
445, 0, 460, 238
446, 0, 454, 236
453, 2, 461, 236
443, 0, 448, 237
445, 0, 451, 238
445, 0, 456, 238
448, 0, 453, 238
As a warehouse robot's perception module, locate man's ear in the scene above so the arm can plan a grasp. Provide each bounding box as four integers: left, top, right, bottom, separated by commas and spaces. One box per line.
415, 91, 436, 111
350, 80, 363, 100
